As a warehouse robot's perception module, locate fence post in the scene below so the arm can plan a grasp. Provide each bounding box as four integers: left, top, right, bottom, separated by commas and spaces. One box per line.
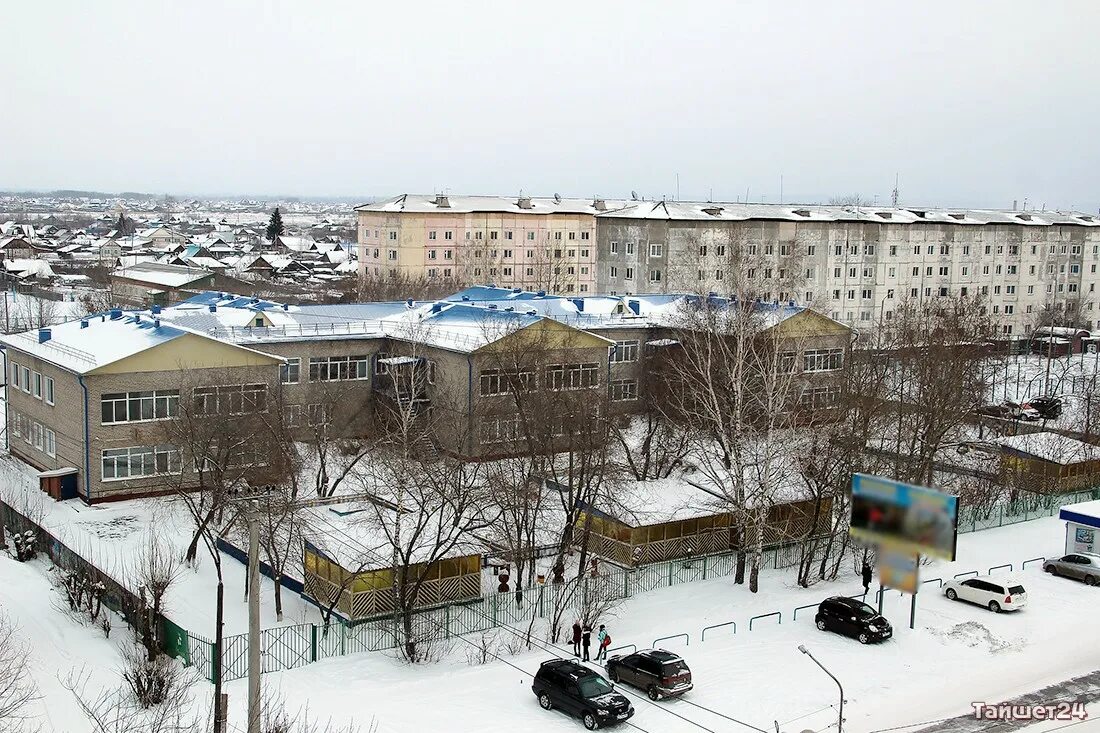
492, 592, 499, 625
340, 621, 346, 657
702, 554, 708, 580
624, 569, 630, 598
311, 625, 318, 662
445, 604, 451, 638
998, 505, 1004, 527
668, 560, 674, 587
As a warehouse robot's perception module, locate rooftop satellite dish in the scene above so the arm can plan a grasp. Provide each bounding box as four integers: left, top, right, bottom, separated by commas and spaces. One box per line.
631, 190, 639, 201
554, 193, 562, 203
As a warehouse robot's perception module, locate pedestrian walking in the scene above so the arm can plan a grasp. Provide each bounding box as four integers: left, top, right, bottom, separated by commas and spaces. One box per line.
861, 560, 873, 596
596, 624, 611, 661
572, 620, 582, 658
581, 626, 592, 662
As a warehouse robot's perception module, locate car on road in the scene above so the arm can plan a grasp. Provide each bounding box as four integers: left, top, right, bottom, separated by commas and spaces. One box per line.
532, 658, 634, 729
606, 649, 692, 700
1044, 553, 1100, 585
814, 596, 892, 644
943, 575, 1027, 612
1026, 396, 1063, 419
975, 404, 1014, 419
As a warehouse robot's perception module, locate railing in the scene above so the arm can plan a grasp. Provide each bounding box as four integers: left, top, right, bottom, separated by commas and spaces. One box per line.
748, 611, 781, 631
988, 563, 1013, 575
653, 633, 689, 648
700, 621, 736, 641
1022, 557, 1047, 570
954, 571, 979, 580
793, 603, 819, 622
607, 644, 636, 657
921, 578, 944, 589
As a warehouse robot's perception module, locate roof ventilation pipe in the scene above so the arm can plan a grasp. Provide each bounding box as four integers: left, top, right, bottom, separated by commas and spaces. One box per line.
406, 298, 414, 307
109, 309, 122, 320
209, 304, 217, 313
431, 303, 444, 313
517, 196, 533, 210
37, 328, 51, 343
151, 304, 161, 314
282, 303, 289, 311
572, 298, 585, 312
627, 299, 640, 315
79, 320, 89, 329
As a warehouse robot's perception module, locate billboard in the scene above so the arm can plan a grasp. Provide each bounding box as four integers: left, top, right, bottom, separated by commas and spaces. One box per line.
850, 474, 959, 561
879, 550, 919, 594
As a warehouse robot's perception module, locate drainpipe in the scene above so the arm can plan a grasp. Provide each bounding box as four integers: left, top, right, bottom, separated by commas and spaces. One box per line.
78, 375, 91, 502
466, 354, 474, 457
1, 347, 7, 453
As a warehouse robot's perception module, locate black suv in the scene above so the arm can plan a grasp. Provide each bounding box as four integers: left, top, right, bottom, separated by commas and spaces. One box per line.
532, 659, 634, 729
607, 649, 692, 700
815, 596, 892, 644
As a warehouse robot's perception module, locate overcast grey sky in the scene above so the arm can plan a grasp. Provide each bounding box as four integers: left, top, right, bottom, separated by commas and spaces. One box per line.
3, 1, 1099, 209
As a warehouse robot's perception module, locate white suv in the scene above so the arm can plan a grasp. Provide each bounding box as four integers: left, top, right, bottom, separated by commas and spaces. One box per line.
943, 575, 1027, 613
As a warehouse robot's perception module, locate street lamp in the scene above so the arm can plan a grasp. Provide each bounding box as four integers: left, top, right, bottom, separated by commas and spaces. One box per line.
798, 645, 844, 733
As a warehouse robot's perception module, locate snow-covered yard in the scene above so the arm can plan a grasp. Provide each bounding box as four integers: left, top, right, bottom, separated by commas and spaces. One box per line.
202, 516, 1100, 733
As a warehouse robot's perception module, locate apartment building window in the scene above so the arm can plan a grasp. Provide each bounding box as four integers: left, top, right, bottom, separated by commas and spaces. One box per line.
889, 267, 896, 277
526, 231, 535, 241
546, 363, 599, 390
848, 267, 857, 278
32, 372, 42, 399
699, 245, 708, 256
567, 249, 575, 258
626, 242, 635, 255
765, 244, 774, 255
804, 349, 843, 372
925, 287, 933, 296
281, 358, 300, 384
1004, 305, 1015, 315
102, 445, 180, 481
865, 244, 875, 256
503, 267, 512, 276
474, 232, 483, 241
1007, 265, 1017, 274
716, 244, 726, 256
1006, 285, 1016, 294
309, 356, 370, 382
444, 231, 453, 240
427, 249, 437, 260
806, 267, 816, 279
480, 369, 536, 397
567, 232, 575, 241
10, 362, 18, 391
939, 267, 949, 276
490, 231, 498, 240
910, 288, 919, 297
101, 390, 181, 424
610, 266, 618, 277
610, 378, 638, 402
610, 241, 619, 254
889, 245, 897, 256
715, 269, 724, 280
1072, 264, 1081, 274
428, 231, 437, 240
45, 377, 54, 405
625, 267, 634, 280
962, 245, 970, 256
503, 249, 513, 259
20, 366, 29, 393
389, 231, 397, 241
610, 340, 639, 363
861, 289, 871, 299
554, 232, 562, 241
833, 267, 841, 278
847, 289, 856, 299
581, 232, 590, 240
993, 305, 1000, 314
387, 249, 397, 261
444, 250, 453, 260
834, 245, 843, 256
912, 267, 919, 276
961, 266, 969, 276
781, 244, 791, 256
913, 245, 921, 255
428, 268, 438, 278
1028, 285, 1035, 294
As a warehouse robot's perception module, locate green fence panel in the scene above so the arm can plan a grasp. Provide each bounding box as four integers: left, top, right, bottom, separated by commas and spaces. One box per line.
161, 616, 190, 665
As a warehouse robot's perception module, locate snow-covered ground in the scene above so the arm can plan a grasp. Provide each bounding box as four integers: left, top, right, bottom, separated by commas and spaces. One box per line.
7, 508, 1100, 732
205, 516, 1100, 733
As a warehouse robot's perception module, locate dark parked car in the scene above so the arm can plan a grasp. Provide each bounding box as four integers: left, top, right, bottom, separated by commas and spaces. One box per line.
1026, 396, 1063, 419
606, 649, 692, 700
532, 659, 634, 729
815, 596, 892, 644
975, 404, 1014, 419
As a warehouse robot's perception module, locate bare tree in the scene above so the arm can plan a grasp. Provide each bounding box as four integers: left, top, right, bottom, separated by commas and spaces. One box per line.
0, 613, 38, 733
131, 531, 183, 661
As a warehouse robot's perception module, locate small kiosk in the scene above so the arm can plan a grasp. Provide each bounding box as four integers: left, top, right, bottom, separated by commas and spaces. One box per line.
1058, 499, 1100, 554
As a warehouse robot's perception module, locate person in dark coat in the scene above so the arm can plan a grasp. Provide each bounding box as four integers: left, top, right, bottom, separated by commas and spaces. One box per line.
572, 620, 583, 657
861, 560, 873, 595
581, 626, 592, 662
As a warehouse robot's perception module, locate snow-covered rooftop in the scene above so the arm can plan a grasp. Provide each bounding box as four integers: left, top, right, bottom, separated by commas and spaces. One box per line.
111, 261, 213, 287
357, 193, 630, 216
992, 431, 1100, 465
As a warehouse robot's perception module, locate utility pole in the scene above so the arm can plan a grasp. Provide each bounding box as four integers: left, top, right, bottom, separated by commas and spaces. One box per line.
247, 501, 261, 733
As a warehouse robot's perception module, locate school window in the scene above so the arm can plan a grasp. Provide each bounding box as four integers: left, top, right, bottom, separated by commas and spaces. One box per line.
803, 349, 843, 372
101, 390, 181, 424
281, 357, 301, 384
546, 363, 599, 390
610, 340, 639, 363
800, 385, 840, 409
309, 356, 369, 382
283, 404, 302, 428
193, 384, 267, 415
480, 415, 520, 444
610, 378, 638, 402
479, 369, 536, 396
102, 445, 180, 481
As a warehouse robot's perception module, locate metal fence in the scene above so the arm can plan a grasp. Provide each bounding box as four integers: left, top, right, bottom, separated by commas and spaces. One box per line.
956, 488, 1099, 534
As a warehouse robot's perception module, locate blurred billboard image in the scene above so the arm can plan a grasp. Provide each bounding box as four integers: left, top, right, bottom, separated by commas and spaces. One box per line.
879, 550, 919, 593
850, 474, 959, 561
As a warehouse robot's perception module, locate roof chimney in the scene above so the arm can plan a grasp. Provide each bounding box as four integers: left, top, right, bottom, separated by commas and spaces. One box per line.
434, 193, 450, 208
109, 309, 122, 320
209, 304, 217, 312
151, 304, 161, 314
282, 303, 289, 311
154, 318, 161, 328
572, 298, 585, 312
79, 319, 88, 329
517, 196, 533, 210
593, 198, 607, 211
702, 206, 724, 217
37, 328, 51, 343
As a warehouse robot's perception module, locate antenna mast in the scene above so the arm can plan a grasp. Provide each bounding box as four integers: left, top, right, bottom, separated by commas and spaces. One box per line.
891, 173, 899, 207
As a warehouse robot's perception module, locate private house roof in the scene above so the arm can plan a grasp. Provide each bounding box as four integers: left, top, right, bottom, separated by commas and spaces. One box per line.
993, 432, 1100, 465
111, 262, 214, 288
